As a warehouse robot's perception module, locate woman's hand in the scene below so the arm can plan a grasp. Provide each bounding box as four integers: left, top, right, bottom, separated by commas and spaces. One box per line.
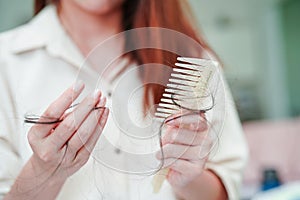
4, 82, 110, 200
27, 81, 109, 181
156, 113, 212, 188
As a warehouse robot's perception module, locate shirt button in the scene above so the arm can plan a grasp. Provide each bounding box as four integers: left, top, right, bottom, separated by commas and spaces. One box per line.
115, 147, 121, 154
107, 91, 112, 97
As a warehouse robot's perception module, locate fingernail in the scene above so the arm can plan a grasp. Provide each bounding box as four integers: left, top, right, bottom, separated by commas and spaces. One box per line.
93, 89, 101, 99
72, 80, 84, 92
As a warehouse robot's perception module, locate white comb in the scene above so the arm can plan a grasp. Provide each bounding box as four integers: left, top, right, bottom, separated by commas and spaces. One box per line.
152, 57, 217, 193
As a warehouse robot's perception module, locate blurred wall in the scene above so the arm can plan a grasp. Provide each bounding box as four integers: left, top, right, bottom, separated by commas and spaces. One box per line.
0, 0, 33, 32
189, 0, 297, 121
281, 0, 300, 117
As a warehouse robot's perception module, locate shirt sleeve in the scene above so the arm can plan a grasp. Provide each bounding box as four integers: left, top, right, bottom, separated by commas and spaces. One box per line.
0, 59, 23, 199
205, 71, 249, 200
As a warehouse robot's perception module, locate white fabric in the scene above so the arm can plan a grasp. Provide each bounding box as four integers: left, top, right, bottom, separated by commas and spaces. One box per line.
0, 5, 248, 200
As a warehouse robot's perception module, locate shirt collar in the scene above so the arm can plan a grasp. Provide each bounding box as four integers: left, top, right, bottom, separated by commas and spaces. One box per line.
10, 5, 85, 69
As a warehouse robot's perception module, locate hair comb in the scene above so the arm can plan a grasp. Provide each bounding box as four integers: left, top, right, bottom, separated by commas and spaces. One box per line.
152, 57, 218, 193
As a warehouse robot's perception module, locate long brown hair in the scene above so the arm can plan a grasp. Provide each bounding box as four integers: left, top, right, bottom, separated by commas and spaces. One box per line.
34, 0, 217, 112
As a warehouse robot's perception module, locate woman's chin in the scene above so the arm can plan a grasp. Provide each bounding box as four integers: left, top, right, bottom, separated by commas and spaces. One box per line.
74, 0, 124, 15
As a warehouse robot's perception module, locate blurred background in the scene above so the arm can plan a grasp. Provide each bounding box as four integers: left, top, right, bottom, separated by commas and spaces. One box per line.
0, 0, 299, 199
190, 0, 300, 122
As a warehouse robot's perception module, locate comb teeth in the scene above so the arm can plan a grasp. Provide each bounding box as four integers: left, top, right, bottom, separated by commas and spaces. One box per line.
162, 93, 183, 100
175, 63, 202, 71
156, 108, 179, 115
158, 103, 179, 110
166, 84, 194, 93
154, 57, 216, 121
165, 88, 196, 97
153, 57, 217, 193
169, 78, 196, 86
160, 98, 174, 104
173, 68, 202, 77
177, 57, 219, 67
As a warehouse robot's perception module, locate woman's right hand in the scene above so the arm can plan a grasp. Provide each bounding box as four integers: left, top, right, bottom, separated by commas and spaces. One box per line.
27, 81, 109, 182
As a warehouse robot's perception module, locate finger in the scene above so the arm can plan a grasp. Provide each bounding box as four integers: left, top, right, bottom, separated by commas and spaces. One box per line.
31, 81, 85, 138
161, 125, 173, 145
162, 126, 209, 146
83, 107, 109, 151
157, 143, 210, 161
165, 158, 204, 176
73, 108, 109, 163
48, 90, 102, 150
67, 97, 106, 159
165, 113, 208, 131
160, 158, 178, 168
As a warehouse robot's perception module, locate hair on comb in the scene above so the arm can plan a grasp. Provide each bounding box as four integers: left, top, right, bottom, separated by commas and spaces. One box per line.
152, 57, 218, 193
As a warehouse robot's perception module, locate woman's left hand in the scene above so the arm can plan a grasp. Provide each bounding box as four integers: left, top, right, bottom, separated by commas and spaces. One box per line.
156, 113, 213, 188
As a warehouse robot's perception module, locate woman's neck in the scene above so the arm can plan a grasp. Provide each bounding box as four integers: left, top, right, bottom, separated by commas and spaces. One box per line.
58, 1, 123, 56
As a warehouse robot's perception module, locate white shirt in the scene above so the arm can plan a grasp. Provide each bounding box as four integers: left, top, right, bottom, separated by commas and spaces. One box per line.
0, 5, 248, 200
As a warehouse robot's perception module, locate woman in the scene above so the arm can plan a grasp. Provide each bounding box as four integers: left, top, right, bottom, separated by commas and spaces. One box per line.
0, 0, 248, 199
